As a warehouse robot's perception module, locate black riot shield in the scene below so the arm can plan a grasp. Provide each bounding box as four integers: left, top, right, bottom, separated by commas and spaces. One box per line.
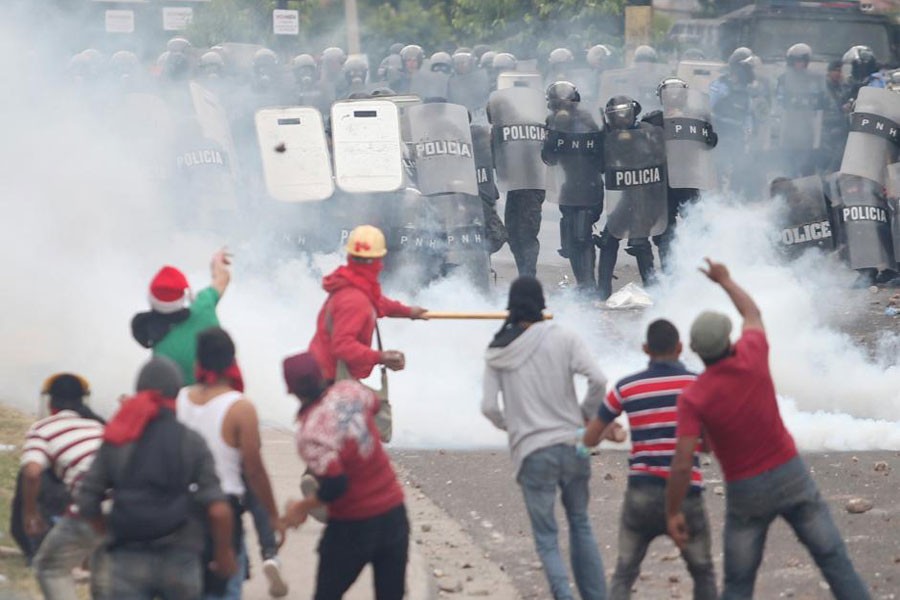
543, 108, 604, 206
771, 175, 833, 255
404, 102, 478, 197
661, 86, 717, 191
448, 71, 490, 117
776, 69, 824, 151
599, 65, 671, 112
886, 163, 900, 263
840, 87, 900, 186
487, 87, 547, 194
436, 193, 491, 288
603, 122, 668, 239
832, 174, 895, 271
410, 71, 450, 100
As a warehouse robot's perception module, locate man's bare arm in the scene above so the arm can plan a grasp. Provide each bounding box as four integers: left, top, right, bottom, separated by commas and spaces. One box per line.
700, 258, 763, 331
665, 435, 698, 549
232, 400, 281, 530
21, 463, 46, 536
207, 500, 237, 578
211, 249, 231, 296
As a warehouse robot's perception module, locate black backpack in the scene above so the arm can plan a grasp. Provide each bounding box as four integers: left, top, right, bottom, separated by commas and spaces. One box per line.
108, 411, 194, 546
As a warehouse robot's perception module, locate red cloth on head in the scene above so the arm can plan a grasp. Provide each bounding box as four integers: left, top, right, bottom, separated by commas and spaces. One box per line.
194, 361, 245, 393
104, 390, 176, 446
325, 259, 385, 316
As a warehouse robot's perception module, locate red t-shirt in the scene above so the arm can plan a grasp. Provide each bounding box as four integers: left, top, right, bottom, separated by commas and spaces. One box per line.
676, 328, 797, 483
296, 380, 404, 520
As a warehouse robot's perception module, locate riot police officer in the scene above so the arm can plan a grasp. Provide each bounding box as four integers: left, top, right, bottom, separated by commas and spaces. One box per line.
843, 45, 885, 101
341, 55, 369, 98
542, 81, 604, 288
774, 43, 826, 177
291, 54, 333, 114
545, 48, 575, 88
489, 53, 517, 92
596, 95, 668, 299
710, 47, 756, 194
395, 44, 425, 93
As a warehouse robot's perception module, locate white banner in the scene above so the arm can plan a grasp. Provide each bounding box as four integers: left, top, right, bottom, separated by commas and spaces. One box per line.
105, 10, 135, 34
163, 7, 194, 31
273, 9, 299, 36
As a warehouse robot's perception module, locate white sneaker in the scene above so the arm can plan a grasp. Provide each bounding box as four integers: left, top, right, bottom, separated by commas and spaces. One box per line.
263, 557, 289, 598
300, 473, 329, 523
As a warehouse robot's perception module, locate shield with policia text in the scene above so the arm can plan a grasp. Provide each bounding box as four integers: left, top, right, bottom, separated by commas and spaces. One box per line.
661, 86, 717, 191
832, 174, 895, 271
404, 102, 478, 197
771, 175, 833, 256
840, 86, 900, 186
603, 122, 668, 240
331, 99, 404, 193
487, 86, 547, 194
254, 107, 334, 202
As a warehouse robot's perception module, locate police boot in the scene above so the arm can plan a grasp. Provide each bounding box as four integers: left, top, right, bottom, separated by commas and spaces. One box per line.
596, 232, 619, 300
653, 230, 673, 273
570, 244, 597, 288
626, 240, 657, 288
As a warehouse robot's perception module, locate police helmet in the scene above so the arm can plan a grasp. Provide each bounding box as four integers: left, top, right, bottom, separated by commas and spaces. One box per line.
472, 44, 491, 60
292, 53, 317, 72
430, 51, 453, 74
547, 81, 580, 107
479, 51, 497, 70
452, 51, 475, 74
728, 47, 754, 68
586, 45, 612, 69
786, 43, 812, 67
377, 54, 403, 82
843, 45, 878, 82
604, 95, 641, 130
389, 43, 404, 55
158, 50, 190, 81
110, 50, 138, 78
253, 48, 278, 68
492, 52, 517, 73
321, 47, 347, 71
633, 45, 657, 64
548, 47, 575, 66
343, 55, 368, 83
200, 51, 225, 69
656, 76, 688, 100
166, 37, 192, 54
400, 45, 425, 70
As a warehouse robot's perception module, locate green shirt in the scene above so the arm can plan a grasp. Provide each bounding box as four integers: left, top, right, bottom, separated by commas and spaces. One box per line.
153, 287, 220, 384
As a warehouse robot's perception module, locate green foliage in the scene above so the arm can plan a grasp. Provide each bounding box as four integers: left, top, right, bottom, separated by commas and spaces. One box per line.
187, 0, 277, 46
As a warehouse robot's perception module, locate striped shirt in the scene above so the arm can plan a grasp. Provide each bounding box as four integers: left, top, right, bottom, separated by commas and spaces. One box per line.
599, 361, 703, 490
20, 410, 104, 494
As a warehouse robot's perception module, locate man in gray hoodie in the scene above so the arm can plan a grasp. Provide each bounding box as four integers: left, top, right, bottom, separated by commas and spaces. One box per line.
482, 276, 609, 600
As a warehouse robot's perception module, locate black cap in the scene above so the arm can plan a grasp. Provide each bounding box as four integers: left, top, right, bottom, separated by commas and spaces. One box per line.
136, 357, 183, 399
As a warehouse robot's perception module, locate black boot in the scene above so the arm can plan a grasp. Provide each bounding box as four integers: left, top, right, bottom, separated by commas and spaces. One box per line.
626, 240, 657, 288
596, 233, 619, 300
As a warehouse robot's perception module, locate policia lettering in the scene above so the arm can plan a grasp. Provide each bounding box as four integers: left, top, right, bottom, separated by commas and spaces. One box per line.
849, 113, 900, 144
413, 140, 473, 159
606, 166, 664, 190
664, 118, 715, 144
496, 125, 547, 143
176, 149, 226, 168
843, 206, 889, 223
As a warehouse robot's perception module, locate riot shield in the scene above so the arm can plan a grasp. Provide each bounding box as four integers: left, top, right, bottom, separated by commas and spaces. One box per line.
447, 71, 490, 116
661, 86, 717, 191
886, 163, 900, 263
487, 87, 547, 194
190, 82, 239, 174
404, 102, 478, 197
543, 109, 604, 205
599, 65, 671, 112
771, 175, 833, 254
840, 87, 900, 186
471, 124, 498, 198
409, 71, 450, 100
331, 100, 404, 193
438, 193, 491, 288
833, 174, 895, 270
675, 60, 725, 94
776, 69, 824, 151
496, 72, 544, 92
603, 122, 668, 239
254, 107, 334, 202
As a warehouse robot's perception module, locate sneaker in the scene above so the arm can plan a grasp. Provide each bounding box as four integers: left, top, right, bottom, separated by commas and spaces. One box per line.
300, 473, 329, 523
263, 557, 289, 598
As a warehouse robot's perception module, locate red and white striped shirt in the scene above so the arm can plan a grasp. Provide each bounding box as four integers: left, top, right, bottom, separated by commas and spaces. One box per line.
20, 410, 104, 494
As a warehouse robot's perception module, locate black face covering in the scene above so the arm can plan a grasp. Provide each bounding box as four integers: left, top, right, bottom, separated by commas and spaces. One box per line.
130, 309, 191, 349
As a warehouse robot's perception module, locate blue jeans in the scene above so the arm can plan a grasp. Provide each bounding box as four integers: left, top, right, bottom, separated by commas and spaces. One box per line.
723, 456, 870, 600
32, 515, 106, 600
610, 479, 716, 600
205, 541, 247, 600
517, 443, 607, 600
106, 547, 203, 600
243, 483, 277, 560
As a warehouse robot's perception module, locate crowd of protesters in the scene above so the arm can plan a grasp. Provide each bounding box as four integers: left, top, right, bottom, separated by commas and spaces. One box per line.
16, 223, 871, 599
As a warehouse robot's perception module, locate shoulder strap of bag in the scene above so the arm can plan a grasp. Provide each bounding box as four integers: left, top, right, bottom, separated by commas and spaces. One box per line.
325, 296, 388, 392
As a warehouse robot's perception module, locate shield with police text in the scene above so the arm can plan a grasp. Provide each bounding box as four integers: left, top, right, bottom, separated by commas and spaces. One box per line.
404, 102, 478, 197
487, 87, 547, 193
254, 107, 334, 202
190, 82, 239, 177
599, 65, 671, 113
543, 108, 604, 206
496, 72, 544, 92
603, 122, 668, 239
840, 87, 900, 186
332, 100, 404, 193
833, 174, 895, 270
471, 124, 498, 202
675, 60, 725, 94
661, 86, 717, 191
771, 175, 833, 255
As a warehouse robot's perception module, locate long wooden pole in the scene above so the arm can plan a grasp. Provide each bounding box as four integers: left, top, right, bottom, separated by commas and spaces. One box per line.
422, 311, 554, 320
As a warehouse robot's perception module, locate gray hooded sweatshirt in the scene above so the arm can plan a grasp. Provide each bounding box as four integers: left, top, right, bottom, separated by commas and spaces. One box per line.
482, 321, 608, 477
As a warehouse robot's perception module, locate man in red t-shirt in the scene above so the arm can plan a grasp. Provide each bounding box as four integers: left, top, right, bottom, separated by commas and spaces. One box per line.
666, 259, 870, 600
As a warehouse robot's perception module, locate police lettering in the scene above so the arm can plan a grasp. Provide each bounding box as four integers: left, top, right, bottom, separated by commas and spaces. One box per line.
850, 112, 900, 146
608, 166, 663, 189
177, 149, 225, 168
665, 118, 713, 143
476, 167, 490, 184
501, 125, 546, 142
781, 221, 832, 245
842, 205, 889, 223
415, 140, 473, 158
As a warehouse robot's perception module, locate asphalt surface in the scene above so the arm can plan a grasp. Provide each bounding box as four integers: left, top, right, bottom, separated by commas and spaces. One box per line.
393, 449, 900, 599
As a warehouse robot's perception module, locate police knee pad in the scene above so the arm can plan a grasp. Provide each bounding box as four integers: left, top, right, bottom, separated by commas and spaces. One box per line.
624, 238, 652, 257
595, 230, 620, 251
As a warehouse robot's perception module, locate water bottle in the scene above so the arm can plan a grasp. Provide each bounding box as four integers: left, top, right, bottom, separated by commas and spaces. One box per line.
575, 427, 590, 458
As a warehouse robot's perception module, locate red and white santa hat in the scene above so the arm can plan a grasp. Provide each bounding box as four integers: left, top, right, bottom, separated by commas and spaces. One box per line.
148, 266, 191, 314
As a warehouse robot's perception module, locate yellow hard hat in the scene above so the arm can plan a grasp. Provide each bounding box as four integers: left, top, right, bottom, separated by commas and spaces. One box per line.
346, 225, 388, 258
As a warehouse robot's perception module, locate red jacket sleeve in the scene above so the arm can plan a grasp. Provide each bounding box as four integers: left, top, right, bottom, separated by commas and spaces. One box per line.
378, 296, 413, 318
330, 293, 382, 377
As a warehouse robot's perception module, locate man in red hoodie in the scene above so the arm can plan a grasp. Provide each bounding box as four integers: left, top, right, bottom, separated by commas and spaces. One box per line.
308, 224, 428, 383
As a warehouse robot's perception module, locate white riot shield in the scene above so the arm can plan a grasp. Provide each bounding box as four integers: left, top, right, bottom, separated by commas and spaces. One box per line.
662, 87, 717, 191
840, 87, 900, 186
254, 107, 334, 202
772, 175, 833, 254
332, 100, 404, 193
676, 60, 726, 94
404, 102, 478, 197
497, 72, 543, 91
487, 87, 547, 193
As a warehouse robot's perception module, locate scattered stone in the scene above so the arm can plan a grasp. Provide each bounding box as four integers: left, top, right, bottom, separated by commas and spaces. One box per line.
467, 590, 490, 596
438, 579, 463, 593
846, 498, 874, 514
461, 562, 473, 569
660, 551, 680, 562
781, 588, 795, 598
481, 520, 493, 529
893, 556, 900, 564
874, 461, 890, 472
852, 456, 859, 463
714, 486, 725, 496
421, 524, 432, 533
639, 573, 651, 581
787, 557, 802, 568
603, 473, 614, 481
433, 569, 445, 578
668, 575, 680, 584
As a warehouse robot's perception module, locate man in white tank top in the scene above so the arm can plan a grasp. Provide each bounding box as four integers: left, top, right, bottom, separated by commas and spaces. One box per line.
177, 327, 284, 600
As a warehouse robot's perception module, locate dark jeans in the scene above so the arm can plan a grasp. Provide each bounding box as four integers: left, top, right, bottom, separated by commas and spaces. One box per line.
103, 547, 202, 600
243, 482, 277, 560
315, 504, 409, 600
723, 456, 870, 600
610, 479, 716, 600
505, 189, 545, 277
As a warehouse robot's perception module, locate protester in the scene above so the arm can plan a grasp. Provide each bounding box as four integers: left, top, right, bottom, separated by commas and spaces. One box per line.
481, 276, 608, 600
666, 259, 870, 600
76, 357, 237, 600
584, 320, 716, 600
281, 352, 409, 600
131, 248, 231, 384
176, 326, 284, 599
20, 373, 106, 600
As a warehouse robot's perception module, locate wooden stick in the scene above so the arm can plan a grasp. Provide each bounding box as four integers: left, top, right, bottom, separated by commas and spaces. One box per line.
422, 311, 554, 320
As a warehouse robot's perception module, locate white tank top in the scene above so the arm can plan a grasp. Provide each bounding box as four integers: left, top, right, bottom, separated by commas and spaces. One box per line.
176, 388, 245, 496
